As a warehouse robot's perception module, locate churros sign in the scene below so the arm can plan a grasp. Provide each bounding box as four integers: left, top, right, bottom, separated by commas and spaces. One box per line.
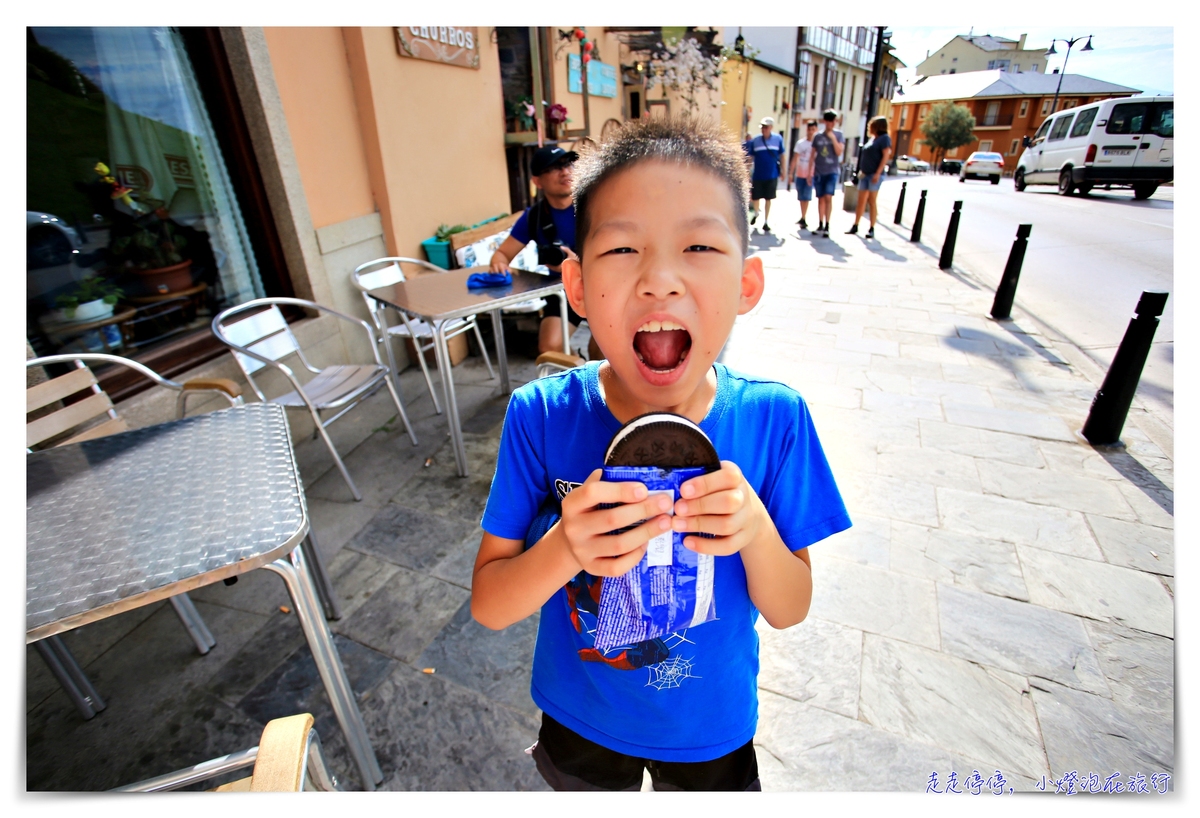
395, 27, 480, 69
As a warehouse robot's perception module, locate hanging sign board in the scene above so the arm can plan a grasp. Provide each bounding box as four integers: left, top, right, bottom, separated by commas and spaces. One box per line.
395, 27, 480, 69
568, 54, 617, 98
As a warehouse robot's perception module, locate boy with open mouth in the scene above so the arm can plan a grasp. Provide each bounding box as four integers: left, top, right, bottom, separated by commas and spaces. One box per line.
472, 117, 851, 791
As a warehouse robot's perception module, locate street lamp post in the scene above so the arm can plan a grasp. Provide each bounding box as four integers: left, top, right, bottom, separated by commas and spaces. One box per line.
1045, 35, 1094, 115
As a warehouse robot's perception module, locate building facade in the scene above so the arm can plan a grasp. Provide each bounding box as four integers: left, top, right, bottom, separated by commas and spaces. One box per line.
26, 26, 722, 427
888, 70, 1140, 172
916, 34, 1048, 77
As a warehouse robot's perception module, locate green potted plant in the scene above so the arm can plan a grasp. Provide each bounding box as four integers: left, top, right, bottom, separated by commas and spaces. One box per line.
421, 222, 469, 269
55, 275, 124, 322
108, 207, 193, 294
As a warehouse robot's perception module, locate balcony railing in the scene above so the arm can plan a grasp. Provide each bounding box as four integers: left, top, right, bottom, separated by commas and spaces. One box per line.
977, 113, 1014, 127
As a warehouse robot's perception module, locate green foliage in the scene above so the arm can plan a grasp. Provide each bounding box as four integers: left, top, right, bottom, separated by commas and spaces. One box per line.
434, 223, 470, 242
56, 275, 123, 313
921, 102, 977, 165
109, 213, 188, 271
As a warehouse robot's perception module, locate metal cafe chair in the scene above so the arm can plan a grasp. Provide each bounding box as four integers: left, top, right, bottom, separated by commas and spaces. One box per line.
351, 256, 495, 415
113, 712, 340, 791
211, 297, 417, 502
26, 352, 244, 719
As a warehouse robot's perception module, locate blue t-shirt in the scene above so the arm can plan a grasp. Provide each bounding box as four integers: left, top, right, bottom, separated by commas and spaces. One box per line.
509, 202, 577, 252
743, 133, 786, 181
481, 362, 852, 762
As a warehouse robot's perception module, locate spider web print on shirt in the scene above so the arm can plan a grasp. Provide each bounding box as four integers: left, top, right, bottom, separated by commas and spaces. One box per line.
644, 633, 701, 690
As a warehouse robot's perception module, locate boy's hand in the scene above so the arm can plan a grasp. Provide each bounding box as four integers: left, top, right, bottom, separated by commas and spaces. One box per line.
559, 469, 673, 577
671, 461, 773, 556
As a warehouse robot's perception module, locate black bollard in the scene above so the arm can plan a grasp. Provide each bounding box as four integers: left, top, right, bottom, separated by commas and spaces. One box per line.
939, 200, 963, 269
990, 224, 1032, 319
894, 181, 907, 224
909, 190, 927, 242
1082, 291, 1170, 445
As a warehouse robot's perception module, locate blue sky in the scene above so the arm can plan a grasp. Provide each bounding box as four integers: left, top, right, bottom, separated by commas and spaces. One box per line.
887, 27, 1173, 96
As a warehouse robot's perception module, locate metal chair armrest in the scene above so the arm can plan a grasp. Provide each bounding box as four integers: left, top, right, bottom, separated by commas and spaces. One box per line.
181, 378, 242, 399
27, 353, 183, 392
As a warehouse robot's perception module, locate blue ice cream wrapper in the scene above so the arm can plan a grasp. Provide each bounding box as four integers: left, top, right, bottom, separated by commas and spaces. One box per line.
593, 465, 717, 652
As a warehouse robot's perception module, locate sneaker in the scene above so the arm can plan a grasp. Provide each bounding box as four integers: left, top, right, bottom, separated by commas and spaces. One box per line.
866, 227, 875, 239
822, 228, 830, 238
763, 223, 771, 233
798, 218, 808, 229
750, 211, 757, 225
845, 224, 858, 235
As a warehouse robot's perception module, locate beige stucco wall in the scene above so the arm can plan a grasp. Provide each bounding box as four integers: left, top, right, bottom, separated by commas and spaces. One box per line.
918, 39, 1047, 77
721, 56, 752, 139
343, 27, 511, 259
263, 27, 376, 231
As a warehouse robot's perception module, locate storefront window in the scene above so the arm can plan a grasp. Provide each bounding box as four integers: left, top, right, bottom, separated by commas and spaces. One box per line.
27, 27, 266, 363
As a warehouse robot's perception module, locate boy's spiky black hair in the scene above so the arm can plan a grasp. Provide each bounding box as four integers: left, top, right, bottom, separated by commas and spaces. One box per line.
571, 116, 750, 257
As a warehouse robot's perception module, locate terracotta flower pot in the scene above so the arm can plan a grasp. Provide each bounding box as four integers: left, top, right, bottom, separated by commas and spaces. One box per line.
135, 259, 193, 295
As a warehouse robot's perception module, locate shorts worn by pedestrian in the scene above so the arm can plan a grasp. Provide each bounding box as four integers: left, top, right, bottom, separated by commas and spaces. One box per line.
472, 118, 852, 791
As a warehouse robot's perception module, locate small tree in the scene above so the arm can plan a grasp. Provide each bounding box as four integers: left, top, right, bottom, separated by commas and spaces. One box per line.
921, 102, 977, 168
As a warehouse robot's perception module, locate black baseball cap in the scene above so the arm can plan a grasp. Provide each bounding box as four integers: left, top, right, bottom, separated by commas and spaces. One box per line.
531, 145, 579, 176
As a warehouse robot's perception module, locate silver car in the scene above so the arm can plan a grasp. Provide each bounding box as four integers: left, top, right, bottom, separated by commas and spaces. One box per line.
959, 151, 1005, 185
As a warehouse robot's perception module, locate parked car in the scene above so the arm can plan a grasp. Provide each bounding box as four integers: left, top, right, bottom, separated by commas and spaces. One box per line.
1014, 95, 1173, 199
960, 152, 1005, 184
895, 155, 930, 173
939, 159, 963, 175
27, 211, 83, 269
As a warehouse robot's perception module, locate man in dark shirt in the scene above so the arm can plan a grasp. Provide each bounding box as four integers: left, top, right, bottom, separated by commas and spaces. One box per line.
489, 145, 591, 356
742, 116, 786, 233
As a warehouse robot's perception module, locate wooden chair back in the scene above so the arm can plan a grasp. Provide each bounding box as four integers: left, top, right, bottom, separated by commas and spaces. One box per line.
26, 362, 126, 449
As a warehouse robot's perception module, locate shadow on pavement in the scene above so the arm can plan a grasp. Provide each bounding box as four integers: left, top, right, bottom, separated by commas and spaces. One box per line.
1092, 446, 1173, 517
749, 230, 785, 252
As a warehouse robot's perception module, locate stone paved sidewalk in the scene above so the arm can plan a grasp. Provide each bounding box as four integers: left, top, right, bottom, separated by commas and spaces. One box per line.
26, 186, 1173, 793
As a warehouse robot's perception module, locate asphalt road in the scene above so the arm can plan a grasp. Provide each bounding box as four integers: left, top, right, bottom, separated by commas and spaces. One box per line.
870, 172, 1173, 431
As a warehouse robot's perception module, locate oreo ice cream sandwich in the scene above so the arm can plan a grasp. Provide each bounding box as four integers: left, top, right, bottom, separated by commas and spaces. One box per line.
604, 412, 720, 470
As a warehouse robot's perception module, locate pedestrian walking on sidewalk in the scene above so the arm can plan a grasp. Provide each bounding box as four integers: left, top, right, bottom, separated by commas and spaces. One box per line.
743, 116, 786, 234
792, 120, 818, 231
811, 110, 845, 238
846, 116, 893, 240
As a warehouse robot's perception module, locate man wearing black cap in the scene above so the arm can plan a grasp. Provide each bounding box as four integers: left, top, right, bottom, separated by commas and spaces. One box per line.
489, 144, 585, 355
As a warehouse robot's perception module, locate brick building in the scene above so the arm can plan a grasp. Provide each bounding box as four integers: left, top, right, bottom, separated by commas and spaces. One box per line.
889, 70, 1140, 172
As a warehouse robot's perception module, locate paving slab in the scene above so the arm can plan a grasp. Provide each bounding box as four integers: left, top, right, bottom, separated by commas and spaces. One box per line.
345, 502, 479, 573
364, 664, 546, 791
1083, 620, 1174, 718
859, 634, 1048, 781
942, 401, 1076, 441
823, 512, 889, 567
938, 583, 1109, 695
807, 556, 939, 649
1085, 514, 1174, 576
417, 601, 539, 720
755, 690, 1023, 792
976, 459, 1135, 519
1016, 545, 1174, 638
1030, 678, 1173, 781
838, 471, 939, 527
875, 446, 981, 492
889, 523, 1028, 601
937, 487, 1101, 558
333, 568, 471, 663
755, 615, 862, 719
918, 419, 1045, 467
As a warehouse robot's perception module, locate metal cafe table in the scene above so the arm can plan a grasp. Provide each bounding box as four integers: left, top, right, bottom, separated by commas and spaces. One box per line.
26, 403, 384, 790
367, 266, 570, 477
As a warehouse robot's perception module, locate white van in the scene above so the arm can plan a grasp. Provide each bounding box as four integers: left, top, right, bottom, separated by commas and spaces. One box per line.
1014, 95, 1173, 199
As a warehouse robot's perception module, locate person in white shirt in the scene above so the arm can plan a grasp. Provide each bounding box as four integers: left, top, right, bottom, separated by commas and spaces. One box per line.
791, 120, 818, 231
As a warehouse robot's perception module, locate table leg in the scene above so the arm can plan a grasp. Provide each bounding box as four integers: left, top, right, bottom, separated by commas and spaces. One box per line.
264, 547, 383, 790
169, 593, 217, 654
490, 309, 510, 394
433, 323, 469, 477
35, 636, 106, 720
301, 530, 343, 621
559, 292, 571, 354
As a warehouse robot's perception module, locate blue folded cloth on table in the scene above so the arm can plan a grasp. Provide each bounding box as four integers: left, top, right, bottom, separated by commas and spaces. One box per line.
466, 271, 512, 289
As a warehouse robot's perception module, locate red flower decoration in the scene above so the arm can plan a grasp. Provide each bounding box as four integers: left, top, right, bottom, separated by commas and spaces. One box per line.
548, 103, 569, 124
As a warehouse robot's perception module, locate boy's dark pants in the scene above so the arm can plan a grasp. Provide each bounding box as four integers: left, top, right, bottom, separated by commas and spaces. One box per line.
532, 713, 761, 791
